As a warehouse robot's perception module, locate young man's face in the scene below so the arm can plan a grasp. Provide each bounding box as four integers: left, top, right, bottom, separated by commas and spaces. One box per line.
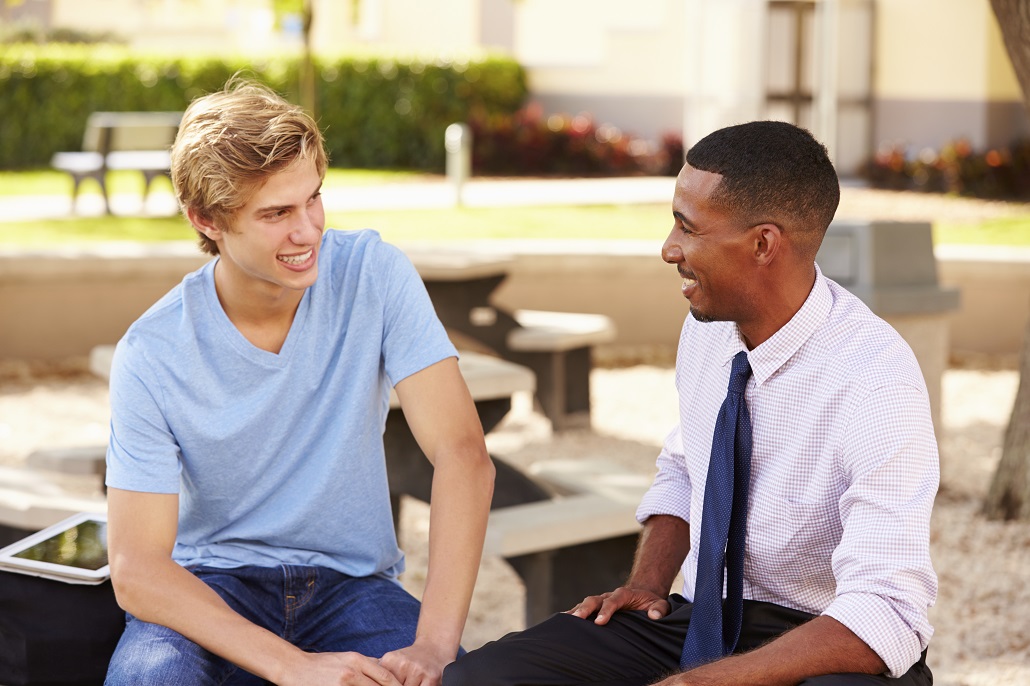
662, 164, 760, 326
214, 156, 325, 297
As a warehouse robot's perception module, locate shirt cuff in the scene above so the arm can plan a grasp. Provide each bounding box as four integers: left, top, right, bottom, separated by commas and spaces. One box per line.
822, 591, 927, 678
635, 484, 691, 526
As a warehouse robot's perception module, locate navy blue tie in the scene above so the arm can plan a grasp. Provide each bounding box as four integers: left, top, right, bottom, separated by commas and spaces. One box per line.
680, 350, 753, 670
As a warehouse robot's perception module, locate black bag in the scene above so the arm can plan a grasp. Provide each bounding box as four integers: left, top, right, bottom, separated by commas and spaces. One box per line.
0, 570, 125, 686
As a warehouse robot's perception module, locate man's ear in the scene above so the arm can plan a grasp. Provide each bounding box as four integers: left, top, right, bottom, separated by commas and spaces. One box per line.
752, 223, 782, 266
187, 208, 222, 243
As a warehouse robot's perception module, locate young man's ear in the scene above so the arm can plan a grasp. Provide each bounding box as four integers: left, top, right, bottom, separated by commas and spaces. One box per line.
187, 208, 222, 243
752, 223, 782, 266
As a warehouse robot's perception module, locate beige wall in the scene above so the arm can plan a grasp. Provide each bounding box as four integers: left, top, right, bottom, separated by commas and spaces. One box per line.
876, 0, 1021, 102
513, 0, 685, 96
51, 0, 283, 53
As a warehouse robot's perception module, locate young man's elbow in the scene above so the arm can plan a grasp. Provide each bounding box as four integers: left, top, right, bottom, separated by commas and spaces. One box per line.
108, 555, 158, 614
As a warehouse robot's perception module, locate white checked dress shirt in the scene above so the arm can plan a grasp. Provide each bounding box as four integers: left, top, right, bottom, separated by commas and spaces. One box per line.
636, 265, 939, 678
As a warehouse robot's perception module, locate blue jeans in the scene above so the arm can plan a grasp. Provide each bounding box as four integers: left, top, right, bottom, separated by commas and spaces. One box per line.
105, 564, 423, 685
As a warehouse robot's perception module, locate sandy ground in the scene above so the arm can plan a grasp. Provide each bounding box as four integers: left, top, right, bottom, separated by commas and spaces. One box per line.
1, 357, 1027, 685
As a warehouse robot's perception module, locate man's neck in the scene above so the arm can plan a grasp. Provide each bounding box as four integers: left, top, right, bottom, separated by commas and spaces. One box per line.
213, 263, 306, 354
737, 264, 817, 350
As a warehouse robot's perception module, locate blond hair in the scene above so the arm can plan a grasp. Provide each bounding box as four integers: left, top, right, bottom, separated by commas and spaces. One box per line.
171, 78, 328, 255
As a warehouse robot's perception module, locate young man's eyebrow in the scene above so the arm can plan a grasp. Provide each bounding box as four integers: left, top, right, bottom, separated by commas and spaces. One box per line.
254, 184, 322, 215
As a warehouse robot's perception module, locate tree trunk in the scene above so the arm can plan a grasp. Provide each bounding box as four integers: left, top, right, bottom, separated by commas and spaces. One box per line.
984, 321, 1030, 520
989, 0, 1030, 100
300, 0, 317, 120
983, 0, 1030, 520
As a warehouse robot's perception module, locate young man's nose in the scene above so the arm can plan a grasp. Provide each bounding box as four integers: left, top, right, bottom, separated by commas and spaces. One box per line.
291, 214, 321, 244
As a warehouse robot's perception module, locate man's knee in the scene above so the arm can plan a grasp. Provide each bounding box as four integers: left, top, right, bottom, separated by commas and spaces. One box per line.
105, 617, 232, 686
443, 649, 499, 686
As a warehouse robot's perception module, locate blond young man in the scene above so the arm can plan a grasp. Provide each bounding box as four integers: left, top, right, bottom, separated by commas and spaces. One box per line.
104, 80, 494, 686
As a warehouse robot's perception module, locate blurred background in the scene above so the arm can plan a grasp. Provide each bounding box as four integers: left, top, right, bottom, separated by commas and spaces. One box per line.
1, 3, 1029, 684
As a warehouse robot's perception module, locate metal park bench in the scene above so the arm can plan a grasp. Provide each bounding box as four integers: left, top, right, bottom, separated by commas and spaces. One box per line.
51, 111, 182, 214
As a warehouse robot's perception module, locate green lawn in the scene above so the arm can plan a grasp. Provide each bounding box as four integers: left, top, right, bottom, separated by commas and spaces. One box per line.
933, 217, 1030, 246
2, 166, 1030, 246
3, 206, 1029, 247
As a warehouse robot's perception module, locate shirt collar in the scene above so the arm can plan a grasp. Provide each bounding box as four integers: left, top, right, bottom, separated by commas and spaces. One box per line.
718, 264, 832, 387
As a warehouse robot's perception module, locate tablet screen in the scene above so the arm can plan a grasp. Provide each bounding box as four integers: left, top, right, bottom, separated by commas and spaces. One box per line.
11, 518, 108, 571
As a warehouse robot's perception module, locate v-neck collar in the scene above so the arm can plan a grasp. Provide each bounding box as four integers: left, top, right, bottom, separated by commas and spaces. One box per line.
202, 259, 312, 367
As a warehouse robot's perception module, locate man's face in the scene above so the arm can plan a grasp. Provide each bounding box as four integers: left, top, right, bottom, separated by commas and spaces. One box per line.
661, 164, 759, 325
214, 156, 325, 297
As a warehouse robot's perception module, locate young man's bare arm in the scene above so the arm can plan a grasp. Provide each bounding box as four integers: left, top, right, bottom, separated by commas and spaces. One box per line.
385, 356, 495, 686
107, 488, 402, 686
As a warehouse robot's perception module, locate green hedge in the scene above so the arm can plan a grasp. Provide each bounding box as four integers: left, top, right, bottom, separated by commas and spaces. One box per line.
0, 45, 527, 170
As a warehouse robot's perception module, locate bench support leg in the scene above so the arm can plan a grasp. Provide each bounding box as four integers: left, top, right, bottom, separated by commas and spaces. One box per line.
512, 346, 594, 431
506, 532, 640, 628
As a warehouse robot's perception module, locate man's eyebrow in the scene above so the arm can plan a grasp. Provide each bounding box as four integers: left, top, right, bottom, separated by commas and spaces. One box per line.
673, 211, 696, 228
254, 184, 322, 215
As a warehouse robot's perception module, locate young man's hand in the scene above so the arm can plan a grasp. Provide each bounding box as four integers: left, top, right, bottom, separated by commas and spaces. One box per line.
278, 651, 403, 686
379, 638, 455, 686
565, 586, 672, 625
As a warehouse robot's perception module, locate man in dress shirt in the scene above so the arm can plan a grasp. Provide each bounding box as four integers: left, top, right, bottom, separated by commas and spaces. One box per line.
442, 120, 938, 686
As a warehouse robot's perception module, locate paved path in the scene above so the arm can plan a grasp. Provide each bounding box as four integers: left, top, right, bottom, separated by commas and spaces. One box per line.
0, 176, 678, 222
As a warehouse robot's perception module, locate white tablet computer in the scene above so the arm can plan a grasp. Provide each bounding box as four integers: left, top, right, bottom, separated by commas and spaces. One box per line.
0, 512, 110, 585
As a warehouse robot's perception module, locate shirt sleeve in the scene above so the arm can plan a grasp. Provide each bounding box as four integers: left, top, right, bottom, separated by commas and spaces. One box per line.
105, 335, 182, 494
822, 381, 939, 678
373, 240, 458, 386
636, 425, 692, 525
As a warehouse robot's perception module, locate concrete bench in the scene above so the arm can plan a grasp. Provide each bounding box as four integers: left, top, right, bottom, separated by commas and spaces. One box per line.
51, 111, 182, 215
507, 310, 616, 430
484, 459, 650, 626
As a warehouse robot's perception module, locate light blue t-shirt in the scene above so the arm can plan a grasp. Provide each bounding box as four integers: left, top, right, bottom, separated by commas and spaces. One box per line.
106, 229, 457, 579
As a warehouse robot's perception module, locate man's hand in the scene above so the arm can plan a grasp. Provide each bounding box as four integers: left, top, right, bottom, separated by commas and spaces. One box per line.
565, 586, 672, 626
278, 651, 403, 686
379, 639, 454, 686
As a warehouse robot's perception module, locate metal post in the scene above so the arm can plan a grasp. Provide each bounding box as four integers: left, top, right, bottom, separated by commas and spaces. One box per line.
445, 123, 471, 207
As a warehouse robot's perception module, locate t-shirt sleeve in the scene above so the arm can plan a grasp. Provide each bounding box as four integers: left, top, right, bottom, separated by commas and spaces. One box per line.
373, 240, 458, 386
105, 335, 182, 494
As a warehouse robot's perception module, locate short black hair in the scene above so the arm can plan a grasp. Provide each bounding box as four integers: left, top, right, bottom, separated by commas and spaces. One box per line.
686, 121, 840, 241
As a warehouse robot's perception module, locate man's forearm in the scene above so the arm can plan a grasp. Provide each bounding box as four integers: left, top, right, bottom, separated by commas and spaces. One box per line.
112, 556, 305, 683
661, 615, 886, 686
417, 441, 495, 654
627, 514, 691, 595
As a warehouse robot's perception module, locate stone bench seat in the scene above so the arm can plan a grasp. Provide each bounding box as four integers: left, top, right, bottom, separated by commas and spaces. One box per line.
484, 459, 650, 626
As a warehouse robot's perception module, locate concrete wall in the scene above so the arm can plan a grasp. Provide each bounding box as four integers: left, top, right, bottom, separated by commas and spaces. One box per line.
8, 239, 1021, 434
0, 244, 208, 361
936, 245, 1030, 358
4, 241, 1021, 363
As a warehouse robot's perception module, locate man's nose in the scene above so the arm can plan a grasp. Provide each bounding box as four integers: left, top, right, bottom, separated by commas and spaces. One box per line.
291, 214, 320, 244
662, 239, 683, 264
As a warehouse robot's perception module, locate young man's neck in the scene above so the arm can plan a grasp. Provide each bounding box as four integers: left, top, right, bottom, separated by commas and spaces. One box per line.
213, 262, 307, 354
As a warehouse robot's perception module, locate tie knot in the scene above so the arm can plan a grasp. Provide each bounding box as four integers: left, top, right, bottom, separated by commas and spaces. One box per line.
728, 351, 751, 394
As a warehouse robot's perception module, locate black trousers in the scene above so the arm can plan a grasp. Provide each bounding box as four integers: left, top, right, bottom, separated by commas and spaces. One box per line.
443, 597, 932, 686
